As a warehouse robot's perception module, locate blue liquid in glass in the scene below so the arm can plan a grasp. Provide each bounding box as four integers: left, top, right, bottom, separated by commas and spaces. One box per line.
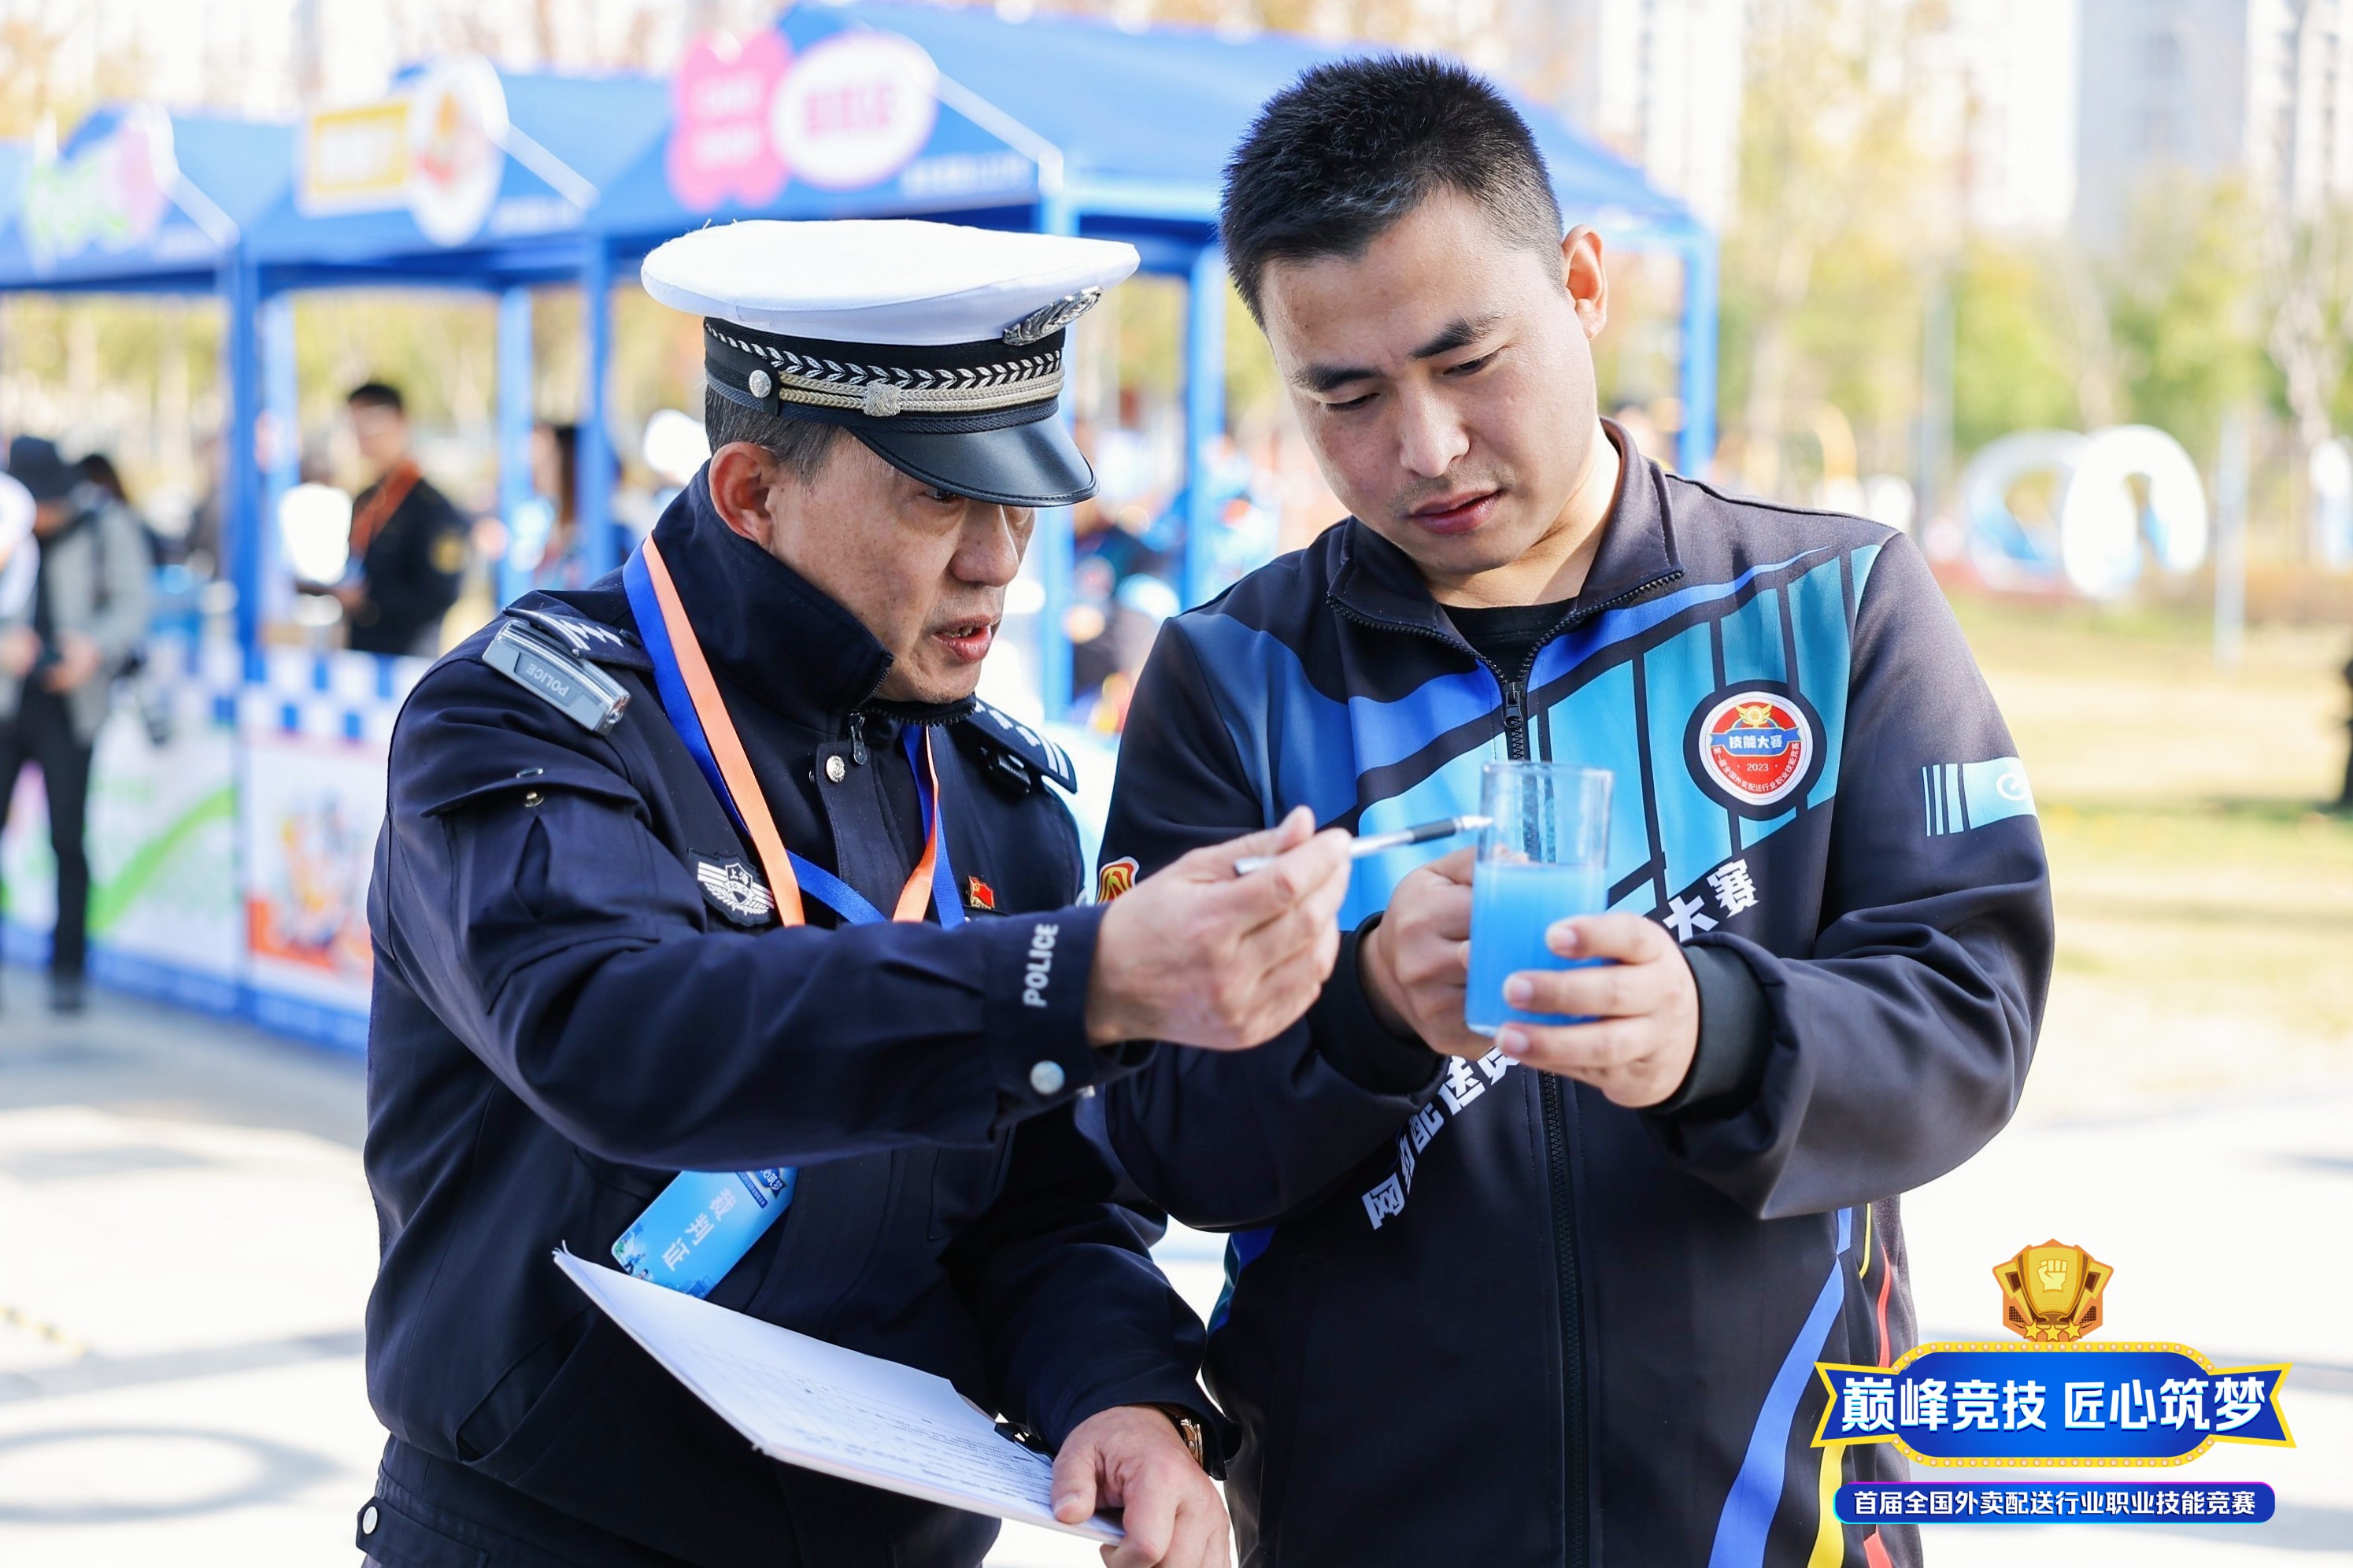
1466, 860, 1608, 1035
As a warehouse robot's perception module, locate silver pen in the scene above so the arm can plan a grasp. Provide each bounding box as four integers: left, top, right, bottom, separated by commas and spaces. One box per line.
1233, 814, 1491, 875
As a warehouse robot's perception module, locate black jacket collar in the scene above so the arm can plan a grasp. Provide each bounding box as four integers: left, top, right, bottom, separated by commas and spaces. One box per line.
645, 470, 897, 720
1327, 420, 1682, 638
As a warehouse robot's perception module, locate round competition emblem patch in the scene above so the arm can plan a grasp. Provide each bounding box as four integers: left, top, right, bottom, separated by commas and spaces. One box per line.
1687, 684, 1822, 815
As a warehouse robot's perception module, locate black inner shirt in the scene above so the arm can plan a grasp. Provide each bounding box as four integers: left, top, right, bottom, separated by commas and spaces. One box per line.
1445, 598, 1576, 680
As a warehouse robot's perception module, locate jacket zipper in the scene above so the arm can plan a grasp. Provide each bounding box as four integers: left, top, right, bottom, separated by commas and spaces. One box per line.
1500, 675, 1529, 757
1542, 1071, 1588, 1566
1495, 645, 1585, 1565
1490, 643, 1587, 1564
1331, 572, 1680, 1568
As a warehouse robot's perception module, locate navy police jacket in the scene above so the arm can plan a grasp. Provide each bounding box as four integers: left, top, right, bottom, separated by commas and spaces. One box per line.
1099, 435, 2055, 1568
360, 474, 1209, 1568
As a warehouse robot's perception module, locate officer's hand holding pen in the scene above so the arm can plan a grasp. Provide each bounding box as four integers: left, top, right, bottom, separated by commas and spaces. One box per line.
1084, 805, 1354, 1052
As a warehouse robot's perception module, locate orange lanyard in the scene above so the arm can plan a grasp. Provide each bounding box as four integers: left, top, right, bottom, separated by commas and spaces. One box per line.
350, 460, 420, 561
627, 535, 951, 929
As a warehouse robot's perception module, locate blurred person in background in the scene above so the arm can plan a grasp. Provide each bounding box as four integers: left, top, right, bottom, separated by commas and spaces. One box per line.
303, 381, 469, 656
0, 436, 154, 1013
505, 423, 601, 594
75, 452, 163, 565
1069, 432, 1181, 727
176, 432, 226, 575
75, 451, 172, 745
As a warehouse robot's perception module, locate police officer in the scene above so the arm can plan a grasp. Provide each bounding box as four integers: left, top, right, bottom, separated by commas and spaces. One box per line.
309, 381, 470, 656
356, 220, 1356, 1568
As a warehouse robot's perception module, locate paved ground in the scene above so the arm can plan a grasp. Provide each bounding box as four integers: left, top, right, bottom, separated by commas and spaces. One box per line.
0, 974, 2346, 1566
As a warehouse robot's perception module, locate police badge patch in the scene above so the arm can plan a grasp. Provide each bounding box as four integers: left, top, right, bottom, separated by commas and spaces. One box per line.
694, 854, 776, 926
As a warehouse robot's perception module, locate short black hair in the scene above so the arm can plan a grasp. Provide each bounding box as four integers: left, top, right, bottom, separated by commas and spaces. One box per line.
346, 380, 405, 415
1220, 56, 1563, 319
702, 388, 842, 485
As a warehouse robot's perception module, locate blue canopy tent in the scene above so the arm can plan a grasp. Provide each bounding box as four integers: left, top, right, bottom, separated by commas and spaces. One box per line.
0, 104, 295, 668
0, 105, 290, 294
0, 31, 1714, 1049
568, 0, 1717, 715
18, 12, 1715, 720
229, 62, 674, 657
0, 109, 296, 1026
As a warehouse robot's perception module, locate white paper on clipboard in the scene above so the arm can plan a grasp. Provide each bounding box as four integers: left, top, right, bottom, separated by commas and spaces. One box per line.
553, 1250, 1123, 1544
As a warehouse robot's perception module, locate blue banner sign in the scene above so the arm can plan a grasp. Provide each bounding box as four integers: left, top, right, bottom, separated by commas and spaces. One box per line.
1838, 1482, 2275, 1523
1815, 1344, 2292, 1464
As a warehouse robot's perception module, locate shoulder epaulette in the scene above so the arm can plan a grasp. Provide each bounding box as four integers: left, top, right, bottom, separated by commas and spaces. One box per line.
479, 620, 632, 735
957, 700, 1078, 792
506, 604, 647, 668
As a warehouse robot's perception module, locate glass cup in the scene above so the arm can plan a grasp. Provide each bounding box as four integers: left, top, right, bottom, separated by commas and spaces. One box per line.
1465, 761, 1615, 1037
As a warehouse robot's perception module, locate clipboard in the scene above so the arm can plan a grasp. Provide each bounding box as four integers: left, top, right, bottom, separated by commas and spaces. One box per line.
554, 1250, 1123, 1544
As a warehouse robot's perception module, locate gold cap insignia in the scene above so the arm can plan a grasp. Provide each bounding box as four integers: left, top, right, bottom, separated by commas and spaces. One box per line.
1994, 1240, 2112, 1341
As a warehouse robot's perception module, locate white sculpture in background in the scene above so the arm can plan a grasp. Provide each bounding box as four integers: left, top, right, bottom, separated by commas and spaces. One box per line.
278, 481, 357, 588
1956, 424, 2210, 600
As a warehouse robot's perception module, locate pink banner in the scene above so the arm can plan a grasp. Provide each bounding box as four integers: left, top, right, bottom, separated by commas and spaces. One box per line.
667, 31, 792, 213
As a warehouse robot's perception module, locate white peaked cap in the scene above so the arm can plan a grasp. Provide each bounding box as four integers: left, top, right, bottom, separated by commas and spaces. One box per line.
640, 220, 1140, 346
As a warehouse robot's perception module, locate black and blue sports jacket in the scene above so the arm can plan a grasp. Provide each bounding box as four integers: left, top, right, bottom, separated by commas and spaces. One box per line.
1098, 437, 2055, 1568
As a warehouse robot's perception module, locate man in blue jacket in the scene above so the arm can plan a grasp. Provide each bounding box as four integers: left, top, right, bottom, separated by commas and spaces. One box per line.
1098, 60, 2053, 1568
357, 220, 1356, 1568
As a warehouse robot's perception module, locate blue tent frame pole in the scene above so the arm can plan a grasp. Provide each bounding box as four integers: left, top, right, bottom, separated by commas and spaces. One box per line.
578, 239, 617, 579
221, 258, 265, 675
496, 286, 536, 606
1677, 230, 1719, 481
260, 292, 298, 633
1037, 193, 1078, 719
1182, 243, 1226, 611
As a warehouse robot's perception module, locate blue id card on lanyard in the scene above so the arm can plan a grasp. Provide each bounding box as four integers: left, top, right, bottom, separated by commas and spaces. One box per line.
610, 544, 959, 1299
611, 1168, 796, 1297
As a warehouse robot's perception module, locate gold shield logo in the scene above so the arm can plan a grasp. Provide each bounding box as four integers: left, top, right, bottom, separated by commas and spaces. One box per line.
1994, 1240, 2112, 1341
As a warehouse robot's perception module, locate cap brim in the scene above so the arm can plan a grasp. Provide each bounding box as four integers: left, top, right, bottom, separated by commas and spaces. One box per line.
857, 414, 1095, 508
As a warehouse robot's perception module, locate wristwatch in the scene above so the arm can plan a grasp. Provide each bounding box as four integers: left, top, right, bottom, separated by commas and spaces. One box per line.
1156, 1405, 1208, 1469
